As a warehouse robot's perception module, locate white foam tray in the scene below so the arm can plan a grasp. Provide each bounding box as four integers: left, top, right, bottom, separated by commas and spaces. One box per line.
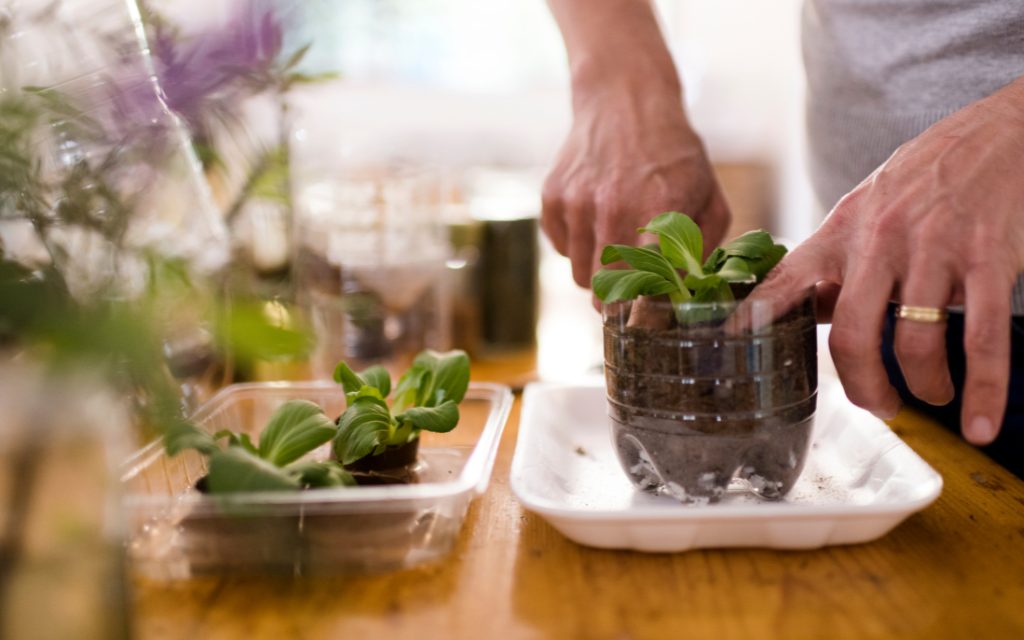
510, 376, 943, 552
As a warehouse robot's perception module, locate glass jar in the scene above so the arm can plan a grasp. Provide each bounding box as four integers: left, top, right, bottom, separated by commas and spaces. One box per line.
293, 164, 452, 378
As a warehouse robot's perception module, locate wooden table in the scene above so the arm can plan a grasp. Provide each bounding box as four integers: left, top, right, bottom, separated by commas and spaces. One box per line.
134, 379, 1024, 640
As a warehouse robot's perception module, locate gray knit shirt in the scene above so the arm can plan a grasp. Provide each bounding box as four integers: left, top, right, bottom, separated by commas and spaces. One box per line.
802, 0, 1024, 314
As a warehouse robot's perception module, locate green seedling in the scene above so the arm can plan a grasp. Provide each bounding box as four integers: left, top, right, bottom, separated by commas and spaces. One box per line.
592, 211, 787, 323
165, 400, 353, 493
333, 349, 470, 465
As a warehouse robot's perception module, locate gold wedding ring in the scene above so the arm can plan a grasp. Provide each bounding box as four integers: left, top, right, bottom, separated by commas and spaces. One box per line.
896, 305, 949, 324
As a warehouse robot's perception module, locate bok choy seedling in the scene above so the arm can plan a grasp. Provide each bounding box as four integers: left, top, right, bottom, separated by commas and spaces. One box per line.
592, 211, 787, 323
164, 400, 354, 493
333, 349, 470, 465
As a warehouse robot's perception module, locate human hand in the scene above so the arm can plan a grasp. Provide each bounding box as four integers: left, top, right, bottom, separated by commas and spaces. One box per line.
542, 0, 730, 293
541, 86, 731, 290
750, 78, 1024, 445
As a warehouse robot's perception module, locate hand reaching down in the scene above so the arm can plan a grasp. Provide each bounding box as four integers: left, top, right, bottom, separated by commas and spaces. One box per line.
749, 78, 1024, 445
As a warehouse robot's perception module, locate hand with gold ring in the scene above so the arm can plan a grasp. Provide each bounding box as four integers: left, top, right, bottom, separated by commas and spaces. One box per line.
745, 75, 1024, 445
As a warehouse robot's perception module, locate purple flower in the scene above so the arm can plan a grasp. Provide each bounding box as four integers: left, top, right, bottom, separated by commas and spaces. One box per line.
146, 4, 286, 142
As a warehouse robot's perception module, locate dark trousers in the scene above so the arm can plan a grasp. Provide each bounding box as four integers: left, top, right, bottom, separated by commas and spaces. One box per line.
881, 304, 1024, 478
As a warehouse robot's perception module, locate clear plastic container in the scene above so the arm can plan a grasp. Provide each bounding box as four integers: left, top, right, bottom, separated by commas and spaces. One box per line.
293, 165, 453, 379
121, 381, 512, 577
603, 289, 817, 504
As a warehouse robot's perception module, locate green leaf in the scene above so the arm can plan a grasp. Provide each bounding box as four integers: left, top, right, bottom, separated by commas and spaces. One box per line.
164, 422, 220, 457
257, 400, 336, 466
359, 365, 391, 397
286, 461, 357, 488
283, 43, 312, 71
346, 385, 387, 406
334, 362, 391, 400
394, 350, 470, 410
592, 269, 678, 303
389, 421, 415, 446
720, 230, 775, 259
283, 71, 341, 89
219, 301, 311, 364
716, 256, 754, 282
600, 244, 623, 265
675, 275, 734, 324
639, 212, 705, 275
215, 430, 259, 456
397, 400, 460, 434
333, 361, 364, 395
694, 275, 724, 300
206, 447, 301, 493
333, 397, 394, 464
702, 248, 727, 273
237, 433, 258, 456
393, 366, 427, 410
744, 243, 788, 282
609, 245, 683, 287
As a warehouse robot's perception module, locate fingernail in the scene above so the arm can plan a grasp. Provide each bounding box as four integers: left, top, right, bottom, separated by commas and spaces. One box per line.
969, 416, 995, 443
871, 404, 901, 421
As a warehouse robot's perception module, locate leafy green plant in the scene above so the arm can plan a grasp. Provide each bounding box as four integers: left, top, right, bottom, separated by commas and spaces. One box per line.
333, 349, 471, 465
165, 399, 354, 493
592, 212, 787, 323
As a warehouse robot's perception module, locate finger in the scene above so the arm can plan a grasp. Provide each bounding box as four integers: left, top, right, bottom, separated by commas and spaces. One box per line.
893, 265, 955, 406
693, 185, 732, 256
814, 282, 842, 323
960, 267, 1013, 445
540, 178, 569, 256
828, 263, 902, 420
740, 241, 830, 328
566, 195, 596, 288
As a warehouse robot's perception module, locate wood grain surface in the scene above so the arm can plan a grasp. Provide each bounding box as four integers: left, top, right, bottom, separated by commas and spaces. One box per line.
133, 392, 1024, 640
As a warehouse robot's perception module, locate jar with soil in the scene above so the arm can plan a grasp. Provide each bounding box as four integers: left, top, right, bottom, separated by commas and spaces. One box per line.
603, 286, 817, 504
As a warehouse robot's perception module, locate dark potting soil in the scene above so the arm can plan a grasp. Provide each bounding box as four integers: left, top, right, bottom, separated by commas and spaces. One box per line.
604, 287, 817, 503
342, 438, 420, 473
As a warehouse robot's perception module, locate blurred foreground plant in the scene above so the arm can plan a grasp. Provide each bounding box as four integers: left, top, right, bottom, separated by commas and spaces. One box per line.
0, 1, 313, 436
139, 0, 337, 282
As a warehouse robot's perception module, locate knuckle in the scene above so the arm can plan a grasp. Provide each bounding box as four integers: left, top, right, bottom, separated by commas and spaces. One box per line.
594, 214, 619, 241
963, 372, 1007, 406
966, 239, 1011, 274
829, 194, 860, 223
913, 217, 950, 247
829, 325, 873, 362
760, 255, 795, 289
963, 322, 1007, 358
864, 206, 906, 241
540, 188, 561, 212
562, 184, 591, 212
541, 171, 565, 202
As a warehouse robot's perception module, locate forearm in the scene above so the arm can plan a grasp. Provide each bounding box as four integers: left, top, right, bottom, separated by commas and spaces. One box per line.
546, 0, 683, 112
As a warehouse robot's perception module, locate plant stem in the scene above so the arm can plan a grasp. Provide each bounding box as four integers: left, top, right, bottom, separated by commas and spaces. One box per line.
668, 288, 692, 323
